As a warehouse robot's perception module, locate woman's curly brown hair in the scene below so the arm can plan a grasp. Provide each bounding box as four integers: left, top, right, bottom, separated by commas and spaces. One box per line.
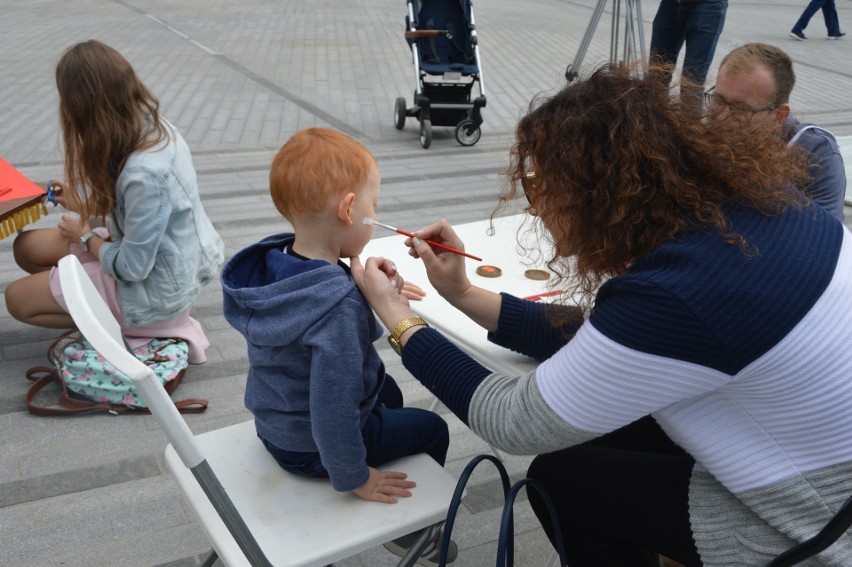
498, 63, 810, 308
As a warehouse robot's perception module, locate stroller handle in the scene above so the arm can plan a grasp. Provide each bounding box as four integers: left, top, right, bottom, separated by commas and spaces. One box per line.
404, 29, 451, 40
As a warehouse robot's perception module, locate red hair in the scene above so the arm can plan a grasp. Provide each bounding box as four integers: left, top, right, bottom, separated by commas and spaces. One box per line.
270, 128, 376, 220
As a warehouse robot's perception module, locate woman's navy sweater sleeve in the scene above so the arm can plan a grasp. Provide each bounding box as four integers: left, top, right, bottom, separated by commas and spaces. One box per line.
402, 328, 491, 425
401, 293, 582, 423
488, 293, 582, 361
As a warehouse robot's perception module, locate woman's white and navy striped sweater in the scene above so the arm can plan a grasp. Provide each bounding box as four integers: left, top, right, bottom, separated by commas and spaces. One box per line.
402, 203, 852, 566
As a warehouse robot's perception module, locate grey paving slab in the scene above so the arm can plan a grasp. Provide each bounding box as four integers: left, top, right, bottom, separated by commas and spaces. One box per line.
1, 1, 851, 566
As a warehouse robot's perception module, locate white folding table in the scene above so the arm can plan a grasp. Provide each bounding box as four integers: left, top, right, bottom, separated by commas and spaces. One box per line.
363, 213, 555, 376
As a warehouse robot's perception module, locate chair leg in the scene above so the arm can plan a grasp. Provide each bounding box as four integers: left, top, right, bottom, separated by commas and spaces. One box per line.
427, 396, 440, 412
197, 548, 219, 567
394, 522, 443, 567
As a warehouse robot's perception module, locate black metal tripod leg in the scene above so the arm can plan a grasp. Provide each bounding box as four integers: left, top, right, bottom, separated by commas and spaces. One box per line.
565, 0, 609, 81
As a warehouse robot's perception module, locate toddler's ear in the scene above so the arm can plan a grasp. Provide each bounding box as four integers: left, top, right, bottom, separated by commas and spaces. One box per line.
337, 192, 357, 224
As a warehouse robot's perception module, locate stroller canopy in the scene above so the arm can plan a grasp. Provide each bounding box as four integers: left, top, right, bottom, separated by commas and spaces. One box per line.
409, 0, 479, 75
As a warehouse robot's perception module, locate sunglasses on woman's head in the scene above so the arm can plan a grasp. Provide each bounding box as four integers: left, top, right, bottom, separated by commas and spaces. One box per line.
521, 171, 536, 205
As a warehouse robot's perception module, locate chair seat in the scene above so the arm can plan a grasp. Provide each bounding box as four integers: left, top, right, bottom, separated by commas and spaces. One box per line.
165, 419, 458, 567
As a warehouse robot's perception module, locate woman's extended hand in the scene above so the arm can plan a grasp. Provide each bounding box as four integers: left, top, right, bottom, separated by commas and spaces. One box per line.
350, 255, 417, 327
352, 467, 416, 504
405, 220, 472, 304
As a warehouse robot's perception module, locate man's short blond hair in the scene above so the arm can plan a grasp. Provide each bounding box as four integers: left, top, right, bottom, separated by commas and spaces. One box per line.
720, 43, 796, 105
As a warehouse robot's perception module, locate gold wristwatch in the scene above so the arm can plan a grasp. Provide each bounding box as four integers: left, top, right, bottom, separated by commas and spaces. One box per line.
387, 317, 429, 355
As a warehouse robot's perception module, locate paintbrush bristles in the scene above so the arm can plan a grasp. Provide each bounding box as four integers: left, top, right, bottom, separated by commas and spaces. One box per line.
363, 218, 399, 232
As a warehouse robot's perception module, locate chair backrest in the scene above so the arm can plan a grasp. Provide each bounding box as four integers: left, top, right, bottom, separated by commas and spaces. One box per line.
57, 255, 205, 467
57, 255, 271, 565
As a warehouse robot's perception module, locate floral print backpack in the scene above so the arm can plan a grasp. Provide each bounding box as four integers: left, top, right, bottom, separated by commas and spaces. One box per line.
25, 330, 207, 415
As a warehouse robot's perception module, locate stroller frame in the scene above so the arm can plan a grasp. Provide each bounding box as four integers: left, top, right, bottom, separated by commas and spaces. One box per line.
394, 0, 487, 149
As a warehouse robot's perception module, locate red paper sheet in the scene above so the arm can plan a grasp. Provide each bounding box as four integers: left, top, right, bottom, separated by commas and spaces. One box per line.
0, 157, 46, 200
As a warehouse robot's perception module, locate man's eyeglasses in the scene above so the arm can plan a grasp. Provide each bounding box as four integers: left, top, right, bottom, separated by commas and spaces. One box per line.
704, 86, 780, 116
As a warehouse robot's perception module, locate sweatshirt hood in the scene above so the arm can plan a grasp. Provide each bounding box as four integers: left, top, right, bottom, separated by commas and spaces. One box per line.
221, 233, 357, 346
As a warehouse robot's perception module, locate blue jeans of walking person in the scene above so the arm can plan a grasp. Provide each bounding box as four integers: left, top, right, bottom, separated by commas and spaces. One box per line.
650, 0, 728, 87
261, 406, 450, 478
792, 0, 841, 37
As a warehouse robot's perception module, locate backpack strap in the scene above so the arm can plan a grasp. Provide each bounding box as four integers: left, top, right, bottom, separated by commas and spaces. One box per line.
25, 365, 208, 416
25, 366, 123, 416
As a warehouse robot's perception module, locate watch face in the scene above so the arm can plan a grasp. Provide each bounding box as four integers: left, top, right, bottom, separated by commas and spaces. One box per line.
387, 336, 403, 355
80, 231, 97, 252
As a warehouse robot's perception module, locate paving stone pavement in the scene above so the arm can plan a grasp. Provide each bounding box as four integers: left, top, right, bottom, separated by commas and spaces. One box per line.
1, 1, 851, 566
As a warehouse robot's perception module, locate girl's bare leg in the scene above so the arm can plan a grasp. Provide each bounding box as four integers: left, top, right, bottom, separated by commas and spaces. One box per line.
13, 228, 71, 274
5, 271, 74, 328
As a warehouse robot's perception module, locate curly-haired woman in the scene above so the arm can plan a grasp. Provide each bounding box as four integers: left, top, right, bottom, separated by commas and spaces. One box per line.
352, 64, 852, 566
6, 41, 224, 363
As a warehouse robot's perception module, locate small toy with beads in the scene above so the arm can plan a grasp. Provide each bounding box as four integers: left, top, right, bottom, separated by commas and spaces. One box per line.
0, 157, 50, 240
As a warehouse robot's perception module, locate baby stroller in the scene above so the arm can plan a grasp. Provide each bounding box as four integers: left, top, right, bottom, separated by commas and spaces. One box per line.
394, 0, 487, 149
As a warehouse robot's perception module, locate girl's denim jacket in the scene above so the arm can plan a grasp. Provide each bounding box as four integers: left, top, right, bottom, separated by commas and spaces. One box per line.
99, 122, 224, 327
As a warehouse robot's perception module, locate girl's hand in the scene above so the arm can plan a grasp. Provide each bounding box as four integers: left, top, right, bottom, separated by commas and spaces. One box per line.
49, 179, 82, 213
406, 220, 472, 303
57, 214, 91, 244
352, 467, 416, 504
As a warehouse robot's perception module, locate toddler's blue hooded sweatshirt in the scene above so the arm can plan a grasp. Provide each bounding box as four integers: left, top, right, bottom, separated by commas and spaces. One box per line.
221, 233, 385, 492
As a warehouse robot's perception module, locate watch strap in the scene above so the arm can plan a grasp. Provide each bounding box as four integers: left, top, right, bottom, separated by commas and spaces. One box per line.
387, 317, 429, 355
79, 230, 99, 253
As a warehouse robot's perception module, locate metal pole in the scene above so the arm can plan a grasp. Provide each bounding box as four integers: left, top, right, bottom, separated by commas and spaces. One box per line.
565, 0, 647, 83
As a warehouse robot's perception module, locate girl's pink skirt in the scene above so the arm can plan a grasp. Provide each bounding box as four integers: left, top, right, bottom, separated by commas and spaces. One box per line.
48, 236, 210, 364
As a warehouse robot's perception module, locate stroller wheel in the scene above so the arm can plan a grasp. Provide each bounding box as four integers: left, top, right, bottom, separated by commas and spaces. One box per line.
394, 97, 406, 130
420, 119, 432, 149
455, 120, 481, 147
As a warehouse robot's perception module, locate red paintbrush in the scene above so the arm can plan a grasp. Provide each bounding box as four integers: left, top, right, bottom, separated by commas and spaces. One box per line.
522, 290, 564, 302
365, 218, 482, 262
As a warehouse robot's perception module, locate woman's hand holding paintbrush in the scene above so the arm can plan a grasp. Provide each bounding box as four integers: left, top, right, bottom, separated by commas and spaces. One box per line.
358, 219, 501, 334
363, 218, 482, 261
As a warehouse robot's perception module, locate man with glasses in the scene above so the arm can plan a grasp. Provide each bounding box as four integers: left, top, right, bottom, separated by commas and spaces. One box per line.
708, 43, 846, 221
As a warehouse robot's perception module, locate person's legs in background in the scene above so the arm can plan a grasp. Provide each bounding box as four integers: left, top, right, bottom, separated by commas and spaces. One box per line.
680, 0, 727, 109
821, 0, 841, 36
650, 0, 686, 86
526, 416, 702, 567
681, 0, 727, 87
792, 0, 826, 36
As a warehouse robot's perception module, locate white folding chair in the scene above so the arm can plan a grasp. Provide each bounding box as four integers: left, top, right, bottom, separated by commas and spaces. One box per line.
58, 254, 459, 567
